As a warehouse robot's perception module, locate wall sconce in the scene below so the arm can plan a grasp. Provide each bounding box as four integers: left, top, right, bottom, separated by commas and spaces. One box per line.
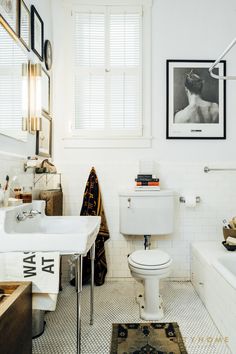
21, 63, 29, 128
22, 62, 42, 133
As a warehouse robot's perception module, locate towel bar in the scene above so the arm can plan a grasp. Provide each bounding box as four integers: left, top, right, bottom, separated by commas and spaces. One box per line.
204, 166, 236, 173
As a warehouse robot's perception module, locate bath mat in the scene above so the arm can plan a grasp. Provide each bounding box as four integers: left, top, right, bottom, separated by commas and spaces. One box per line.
110, 322, 188, 354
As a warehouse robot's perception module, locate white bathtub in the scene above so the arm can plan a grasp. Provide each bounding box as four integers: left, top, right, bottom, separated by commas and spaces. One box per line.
191, 241, 236, 353
213, 254, 236, 290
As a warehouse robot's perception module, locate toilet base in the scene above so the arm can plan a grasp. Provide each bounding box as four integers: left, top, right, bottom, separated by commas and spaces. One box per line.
129, 259, 171, 321
136, 287, 164, 321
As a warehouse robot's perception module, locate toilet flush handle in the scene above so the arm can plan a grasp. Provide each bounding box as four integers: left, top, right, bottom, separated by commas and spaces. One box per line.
127, 198, 131, 208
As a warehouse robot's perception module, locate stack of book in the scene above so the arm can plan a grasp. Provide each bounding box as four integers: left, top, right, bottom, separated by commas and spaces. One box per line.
135, 174, 160, 191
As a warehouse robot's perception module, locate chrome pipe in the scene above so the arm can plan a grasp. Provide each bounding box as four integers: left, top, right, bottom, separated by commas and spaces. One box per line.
144, 235, 151, 250
209, 37, 236, 80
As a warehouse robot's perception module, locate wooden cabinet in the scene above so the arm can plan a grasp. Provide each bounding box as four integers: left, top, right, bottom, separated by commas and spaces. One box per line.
0, 282, 32, 354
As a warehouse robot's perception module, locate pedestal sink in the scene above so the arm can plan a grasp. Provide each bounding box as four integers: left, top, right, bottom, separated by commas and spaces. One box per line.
0, 200, 101, 353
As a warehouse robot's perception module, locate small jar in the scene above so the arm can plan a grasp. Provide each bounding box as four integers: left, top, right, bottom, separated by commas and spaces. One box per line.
14, 188, 22, 199
22, 186, 32, 203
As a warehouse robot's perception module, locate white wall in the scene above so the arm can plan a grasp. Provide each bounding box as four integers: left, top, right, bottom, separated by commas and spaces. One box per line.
53, 0, 236, 279
0, 0, 53, 185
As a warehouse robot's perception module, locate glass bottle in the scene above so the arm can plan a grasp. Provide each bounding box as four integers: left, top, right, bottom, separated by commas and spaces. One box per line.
22, 186, 32, 203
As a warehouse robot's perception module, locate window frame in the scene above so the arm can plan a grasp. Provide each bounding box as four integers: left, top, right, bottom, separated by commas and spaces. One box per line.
63, 0, 152, 148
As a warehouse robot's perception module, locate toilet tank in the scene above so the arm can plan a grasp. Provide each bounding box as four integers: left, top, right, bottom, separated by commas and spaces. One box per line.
119, 190, 174, 235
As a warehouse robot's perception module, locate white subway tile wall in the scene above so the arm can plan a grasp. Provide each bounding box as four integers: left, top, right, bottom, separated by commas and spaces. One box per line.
0, 157, 227, 283
58, 160, 235, 282
0, 153, 25, 189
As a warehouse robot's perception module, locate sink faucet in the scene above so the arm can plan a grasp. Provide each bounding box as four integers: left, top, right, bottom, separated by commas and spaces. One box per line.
16, 209, 41, 222
30, 209, 42, 217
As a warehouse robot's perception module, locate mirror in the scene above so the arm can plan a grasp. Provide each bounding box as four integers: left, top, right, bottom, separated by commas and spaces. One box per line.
0, 20, 28, 142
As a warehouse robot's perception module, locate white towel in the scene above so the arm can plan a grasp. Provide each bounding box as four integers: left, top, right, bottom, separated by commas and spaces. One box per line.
0, 252, 60, 294
226, 236, 236, 245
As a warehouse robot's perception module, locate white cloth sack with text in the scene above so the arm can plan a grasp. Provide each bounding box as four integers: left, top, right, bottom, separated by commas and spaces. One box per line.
0, 252, 60, 293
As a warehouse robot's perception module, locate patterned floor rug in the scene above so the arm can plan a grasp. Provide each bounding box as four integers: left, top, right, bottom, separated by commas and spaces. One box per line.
110, 322, 188, 354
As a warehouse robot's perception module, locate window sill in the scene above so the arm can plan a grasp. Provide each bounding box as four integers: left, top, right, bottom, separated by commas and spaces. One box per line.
63, 136, 152, 149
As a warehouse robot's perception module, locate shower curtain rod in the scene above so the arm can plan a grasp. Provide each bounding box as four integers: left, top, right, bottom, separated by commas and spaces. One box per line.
209, 37, 236, 80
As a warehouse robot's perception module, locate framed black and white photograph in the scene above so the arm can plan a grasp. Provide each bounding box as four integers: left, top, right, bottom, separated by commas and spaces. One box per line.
31, 5, 44, 61
42, 68, 50, 114
166, 60, 226, 139
0, 0, 18, 33
36, 113, 52, 157
18, 0, 30, 50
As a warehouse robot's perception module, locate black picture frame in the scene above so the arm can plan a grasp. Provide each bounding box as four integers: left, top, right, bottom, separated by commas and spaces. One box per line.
166, 60, 226, 140
31, 5, 44, 61
36, 113, 52, 157
18, 0, 30, 50
0, 0, 18, 34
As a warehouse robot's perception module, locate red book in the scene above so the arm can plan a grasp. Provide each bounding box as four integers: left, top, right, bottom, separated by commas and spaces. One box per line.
136, 182, 160, 186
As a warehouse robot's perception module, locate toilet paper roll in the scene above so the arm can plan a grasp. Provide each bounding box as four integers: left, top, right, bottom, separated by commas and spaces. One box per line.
185, 195, 196, 208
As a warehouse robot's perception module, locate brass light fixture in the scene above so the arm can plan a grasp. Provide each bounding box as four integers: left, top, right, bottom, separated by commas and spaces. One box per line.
21, 62, 29, 131
22, 62, 42, 133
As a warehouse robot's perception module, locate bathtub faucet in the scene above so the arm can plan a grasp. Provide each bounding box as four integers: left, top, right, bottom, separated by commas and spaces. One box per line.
16, 209, 41, 222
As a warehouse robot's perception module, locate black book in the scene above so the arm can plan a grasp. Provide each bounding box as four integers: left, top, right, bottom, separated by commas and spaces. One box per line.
137, 174, 153, 179
135, 178, 159, 182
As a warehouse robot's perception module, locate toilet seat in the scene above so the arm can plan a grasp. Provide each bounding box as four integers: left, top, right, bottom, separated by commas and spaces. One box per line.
128, 249, 172, 270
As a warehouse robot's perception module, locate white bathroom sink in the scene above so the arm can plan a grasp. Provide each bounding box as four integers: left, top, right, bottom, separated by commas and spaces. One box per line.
0, 201, 101, 254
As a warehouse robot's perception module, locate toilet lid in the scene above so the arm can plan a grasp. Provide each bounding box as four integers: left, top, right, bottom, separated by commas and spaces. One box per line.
129, 249, 171, 267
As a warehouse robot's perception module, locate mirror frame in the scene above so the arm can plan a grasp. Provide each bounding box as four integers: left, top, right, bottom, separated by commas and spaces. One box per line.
0, 14, 17, 41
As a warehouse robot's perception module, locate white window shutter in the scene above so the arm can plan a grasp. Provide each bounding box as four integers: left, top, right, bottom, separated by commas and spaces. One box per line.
110, 12, 140, 68
73, 6, 142, 137
75, 73, 105, 130
110, 74, 139, 131
74, 12, 105, 67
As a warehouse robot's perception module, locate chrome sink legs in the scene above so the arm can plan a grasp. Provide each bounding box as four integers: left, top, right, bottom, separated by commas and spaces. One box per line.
90, 243, 95, 325
75, 255, 83, 354
75, 242, 95, 354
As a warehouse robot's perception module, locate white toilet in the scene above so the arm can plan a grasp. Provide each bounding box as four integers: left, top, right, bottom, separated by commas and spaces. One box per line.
119, 190, 174, 320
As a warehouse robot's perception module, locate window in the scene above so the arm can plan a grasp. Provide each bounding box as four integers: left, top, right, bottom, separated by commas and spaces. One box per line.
65, 0, 152, 148
0, 24, 27, 142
